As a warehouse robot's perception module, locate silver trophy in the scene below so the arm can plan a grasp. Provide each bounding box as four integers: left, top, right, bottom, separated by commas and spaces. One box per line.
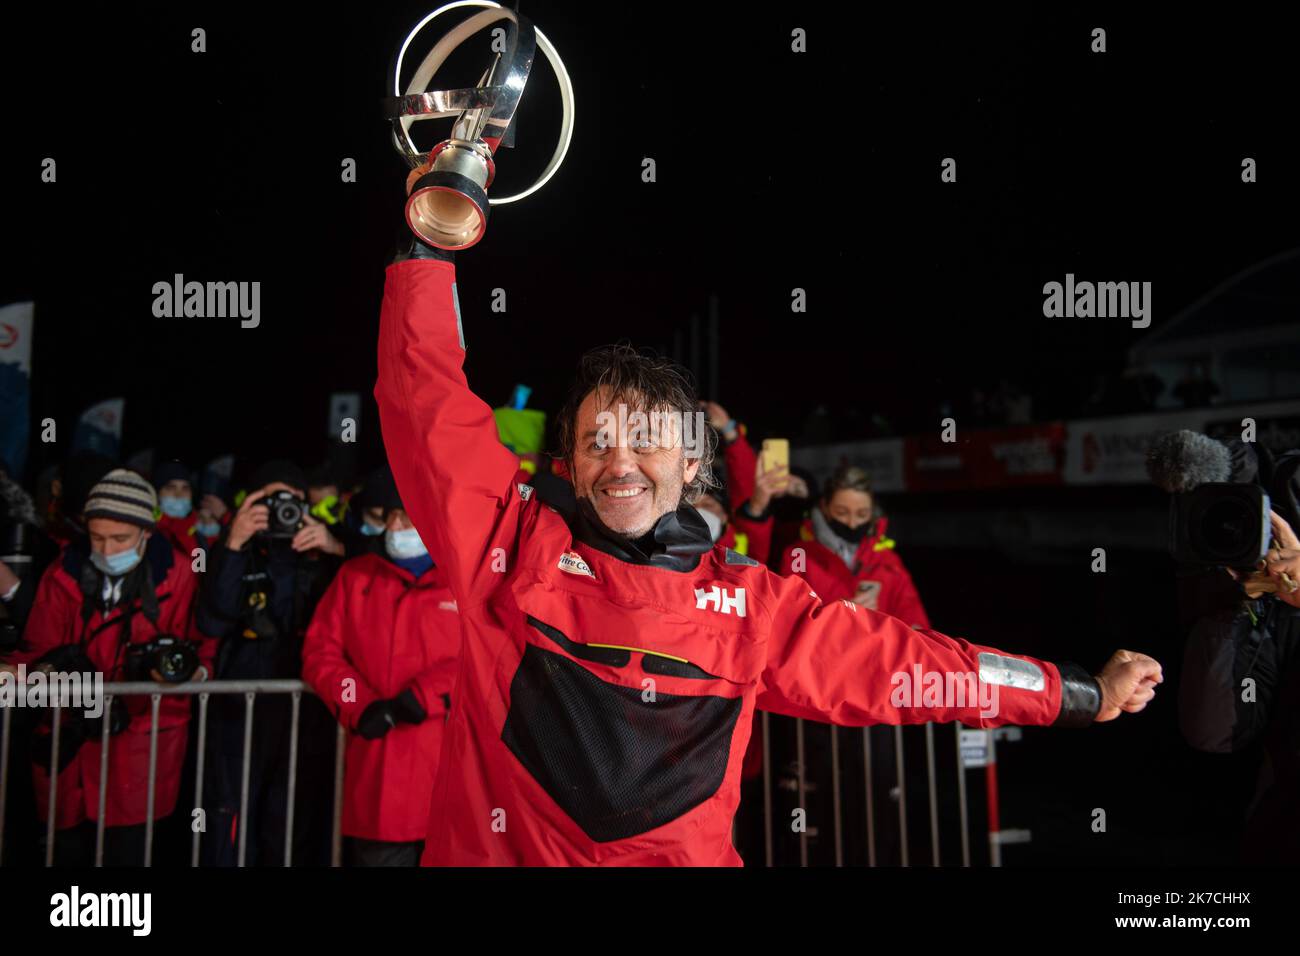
384, 1, 576, 249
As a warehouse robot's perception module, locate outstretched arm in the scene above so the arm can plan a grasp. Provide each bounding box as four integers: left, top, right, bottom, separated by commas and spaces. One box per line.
759, 572, 1160, 728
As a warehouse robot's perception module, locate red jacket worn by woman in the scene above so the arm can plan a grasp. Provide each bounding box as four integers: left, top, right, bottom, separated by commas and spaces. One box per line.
301, 552, 461, 843
374, 254, 1102, 866
779, 516, 930, 628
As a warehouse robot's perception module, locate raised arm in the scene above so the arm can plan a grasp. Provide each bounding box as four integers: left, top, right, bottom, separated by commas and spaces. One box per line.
375, 252, 524, 605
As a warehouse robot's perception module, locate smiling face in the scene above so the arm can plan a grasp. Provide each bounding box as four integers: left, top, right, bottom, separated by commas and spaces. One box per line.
570, 388, 701, 538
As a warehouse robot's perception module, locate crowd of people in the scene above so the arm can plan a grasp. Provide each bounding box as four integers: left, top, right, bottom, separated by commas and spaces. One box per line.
0, 391, 945, 866
0, 169, 1169, 868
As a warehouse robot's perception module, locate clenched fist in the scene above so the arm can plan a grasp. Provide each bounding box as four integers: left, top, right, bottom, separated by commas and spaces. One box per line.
1093, 650, 1163, 722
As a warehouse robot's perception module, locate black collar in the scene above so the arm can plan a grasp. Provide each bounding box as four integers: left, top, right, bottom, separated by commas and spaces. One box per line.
536, 481, 712, 572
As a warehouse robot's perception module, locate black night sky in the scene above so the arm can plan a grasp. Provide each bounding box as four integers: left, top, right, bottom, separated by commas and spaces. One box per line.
3, 4, 1294, 475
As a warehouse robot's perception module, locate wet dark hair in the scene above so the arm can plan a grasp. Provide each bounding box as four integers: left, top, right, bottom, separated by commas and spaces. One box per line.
556, 344, 718, 503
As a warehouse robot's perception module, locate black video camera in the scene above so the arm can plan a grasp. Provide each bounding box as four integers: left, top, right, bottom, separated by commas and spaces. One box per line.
1170, 482, 1271, 568
125, 635, 201, 683
261, 489, 307, 539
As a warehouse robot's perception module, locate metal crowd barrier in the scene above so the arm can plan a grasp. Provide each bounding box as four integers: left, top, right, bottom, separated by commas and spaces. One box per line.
2, 682, 1021, 868
0, 679, 345, 868
756, 714, 1019, 867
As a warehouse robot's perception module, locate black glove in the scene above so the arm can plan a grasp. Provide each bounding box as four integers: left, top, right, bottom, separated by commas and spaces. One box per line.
355, 699, 399, 740
393, 687, 427, 724
409, 236, 455, 263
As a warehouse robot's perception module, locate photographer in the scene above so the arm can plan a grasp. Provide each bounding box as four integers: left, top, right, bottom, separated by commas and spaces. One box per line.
1167, 433, 1300, 863
196, 459, 343, 866
5, 469, 214, 865
302, 467, 461, 866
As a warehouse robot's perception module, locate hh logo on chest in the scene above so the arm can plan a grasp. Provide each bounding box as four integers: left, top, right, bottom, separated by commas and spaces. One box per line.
695, 585, 746, 617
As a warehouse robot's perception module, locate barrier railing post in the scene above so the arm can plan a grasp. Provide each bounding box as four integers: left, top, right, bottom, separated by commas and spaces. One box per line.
795, 718, 808, 867
284, 691, 301, 867
830, 725, 843, 867
144, 693, 161, 866
863, 727, 876, 867
331, 721, 346, 867
894, 724, 908, 867
192, 692, 209, 867
925, 722, 940, 866
238, 692, 255, 867
0, 705, 10, 863
987, 730, 1001, 867
43, 699, 61, 867
955, 724, 971, 867
93, 694, 112, 867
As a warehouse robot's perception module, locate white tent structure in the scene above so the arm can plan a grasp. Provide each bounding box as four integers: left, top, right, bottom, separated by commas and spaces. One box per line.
1128, 248, 1300, 407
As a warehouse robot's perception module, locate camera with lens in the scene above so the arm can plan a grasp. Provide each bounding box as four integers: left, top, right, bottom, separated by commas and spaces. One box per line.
1170, 482, 1272, 569
125, 635, 201, 683
262, 489, 307, 539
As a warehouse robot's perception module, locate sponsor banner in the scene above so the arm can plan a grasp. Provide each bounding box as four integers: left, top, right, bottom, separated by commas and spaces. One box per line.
1204, 410, 1300, 456
788, 400, 1300, 493
1063, 400, 1300, 485
905, 423, 1067, 491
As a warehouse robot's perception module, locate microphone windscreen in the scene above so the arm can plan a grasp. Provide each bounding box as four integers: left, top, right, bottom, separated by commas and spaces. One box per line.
1146, 429, 1232, 493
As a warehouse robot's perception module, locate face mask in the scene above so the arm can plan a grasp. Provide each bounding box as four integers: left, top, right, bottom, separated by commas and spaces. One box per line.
385, 527, 428, 560
196, 520, 222, 539
360, 520, 385, 537
159, 495, 193, 519
698, 507, 725, 543
91, 537, 145, 577
826, 515, 873, 544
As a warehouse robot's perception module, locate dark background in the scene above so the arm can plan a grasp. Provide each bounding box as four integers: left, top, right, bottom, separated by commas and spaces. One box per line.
3, 4, 1294, 465
3, 3, 1296, 865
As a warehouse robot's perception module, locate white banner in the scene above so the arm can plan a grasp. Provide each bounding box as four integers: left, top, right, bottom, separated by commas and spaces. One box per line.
1064, 400, 1300, 485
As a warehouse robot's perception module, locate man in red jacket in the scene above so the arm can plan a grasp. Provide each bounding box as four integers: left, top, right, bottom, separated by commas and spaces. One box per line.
375, 178, 1162, 867
3, 469, 215, 865
302, 467, 461, 866
780, 463, 930, 627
